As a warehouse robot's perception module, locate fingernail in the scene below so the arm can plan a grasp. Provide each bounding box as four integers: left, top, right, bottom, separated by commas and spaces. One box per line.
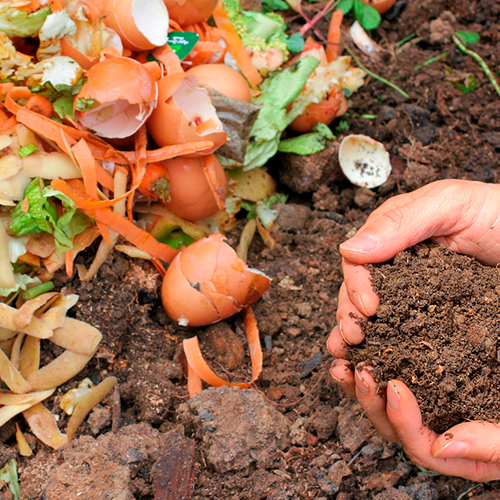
387, 381, 400, 411
326, 337, 334, 357
338, 319, 353, 346
352, 292, 369, 317
330, 369, 344, 384
340, 232, 378, 254
433, 441, 468, 459
355, 368, 369, 395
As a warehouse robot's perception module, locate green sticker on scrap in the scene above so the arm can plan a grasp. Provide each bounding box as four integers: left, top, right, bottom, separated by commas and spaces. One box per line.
167, 31, 199, 60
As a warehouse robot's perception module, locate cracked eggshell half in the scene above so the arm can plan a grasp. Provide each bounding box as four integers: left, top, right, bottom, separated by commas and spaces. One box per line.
147, 74, 227, 156
161, 234, 271, 327
74, 56, 157, 139
339, 134, 392, 189
163, 0, 218, 26
100, 0, 169, 52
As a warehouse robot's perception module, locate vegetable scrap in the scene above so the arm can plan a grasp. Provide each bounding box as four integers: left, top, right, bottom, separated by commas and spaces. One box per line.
0, 0, 377, 439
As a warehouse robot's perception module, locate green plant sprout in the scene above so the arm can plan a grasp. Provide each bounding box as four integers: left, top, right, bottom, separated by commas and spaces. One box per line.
344, 44, 410, 98
336, 0, 381, 30
453, 31, 500, 98
414, 52, 449, 71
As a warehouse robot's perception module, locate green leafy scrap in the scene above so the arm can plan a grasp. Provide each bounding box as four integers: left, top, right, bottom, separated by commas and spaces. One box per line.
286, 32, 304, 53
10, 178, 92, 252
262, 0, 289, 12
456, 31, 480, 46
244, 56, 320, 170
31, 78, 87, 120
0, 5, 50, 38
0, 459, 20, 500
278, 122, 335, 155
336, 0, 381, 31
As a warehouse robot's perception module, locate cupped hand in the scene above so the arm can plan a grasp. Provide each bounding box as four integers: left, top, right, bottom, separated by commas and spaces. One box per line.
328, 179, 500, 480
329, 363, 500, 481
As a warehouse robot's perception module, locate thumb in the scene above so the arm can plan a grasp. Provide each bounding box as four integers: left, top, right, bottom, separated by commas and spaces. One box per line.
339, 194, 462, 264
432, 422, 500, 462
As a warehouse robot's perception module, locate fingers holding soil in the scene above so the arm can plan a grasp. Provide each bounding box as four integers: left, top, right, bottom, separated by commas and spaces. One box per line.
330, 359, 356, 399
335, 282, 368, 345
432, 422, 500, 463
341, 260, 379, 317
354, 368, 399, 443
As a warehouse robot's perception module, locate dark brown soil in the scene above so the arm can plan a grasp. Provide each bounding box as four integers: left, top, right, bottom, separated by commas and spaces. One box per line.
347, 243, 500, 434
6, 0, 500, 499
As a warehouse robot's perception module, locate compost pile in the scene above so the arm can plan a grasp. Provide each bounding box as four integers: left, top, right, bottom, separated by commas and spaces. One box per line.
347, 242, 500, 435
0, 0, 500, 499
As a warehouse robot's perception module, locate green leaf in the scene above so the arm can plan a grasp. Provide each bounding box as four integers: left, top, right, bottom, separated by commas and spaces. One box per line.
336, 0, 354, 15
0, 5, 50, 38
262, 0, 289, 11
450, 74, 477, 94
456, 31, 480, 45
278, 122, 335, 155
52, 94, 75, 120
0, 459, 20, 500
287, 32, 304, 53
18, 144, 37, 158
353, 0, 381, 30
244, 56, 320, 170
163, 229, 196, 249
10, 178, 92, 252
75, 97, 95, 112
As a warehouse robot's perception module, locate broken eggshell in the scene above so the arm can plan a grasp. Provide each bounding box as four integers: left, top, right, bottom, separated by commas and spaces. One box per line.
161, 233, 271, 327
147, 73, 227, 155
74, 56, 157, 139
99, 0, 170, 52
338, 134, 392, 189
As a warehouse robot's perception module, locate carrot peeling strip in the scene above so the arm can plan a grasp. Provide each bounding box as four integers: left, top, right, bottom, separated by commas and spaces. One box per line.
152, 45, 184, 75
326, 9, 344, 62
91, 208, 179, 262
128, 125, 148, 220
202, 155, 225, 211
65, 248, 74, 277
183, 305, 263, 394
212, 0, 263, 89
187, 362, 203, 398
72, 139, 98, 200
120, 140, 215, 163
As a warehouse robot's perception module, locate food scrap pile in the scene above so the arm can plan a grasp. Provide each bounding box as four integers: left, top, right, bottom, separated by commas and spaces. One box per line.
0, 0, 368, 455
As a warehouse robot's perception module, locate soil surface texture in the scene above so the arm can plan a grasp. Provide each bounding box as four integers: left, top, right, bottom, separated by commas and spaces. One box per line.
6, 0, 500, 499
347, 243, 500, 434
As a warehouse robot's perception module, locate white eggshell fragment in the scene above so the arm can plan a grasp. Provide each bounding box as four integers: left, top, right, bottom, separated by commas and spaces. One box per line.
338, 134, 392, 189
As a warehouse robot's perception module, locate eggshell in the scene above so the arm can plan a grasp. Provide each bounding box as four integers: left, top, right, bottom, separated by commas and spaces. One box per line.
360, 0, 397, 14
163, 0, 218, 26
75, 57, 157, 139
147, 74, 227, 155
101, 0, 169, 52
338, 134, 392, 188
161, 233, 271, 327
186, 64, 252, 102
161, 256, 220, 326
161, 154, 227, 221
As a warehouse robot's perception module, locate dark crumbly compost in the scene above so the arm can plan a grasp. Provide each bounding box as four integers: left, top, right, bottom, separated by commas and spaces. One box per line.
347, 243, 500, 434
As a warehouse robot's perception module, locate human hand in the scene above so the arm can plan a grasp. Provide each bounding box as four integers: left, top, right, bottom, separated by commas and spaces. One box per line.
329, 364, 500, 481
328, 179, 500, 480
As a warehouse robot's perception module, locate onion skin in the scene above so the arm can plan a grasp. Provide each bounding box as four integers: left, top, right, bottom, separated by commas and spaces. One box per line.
288, 89, 346, 134
160, 155, 227, 221
161, 234, 271, 327
163, 0, 218, 26
360, 0, 397, 14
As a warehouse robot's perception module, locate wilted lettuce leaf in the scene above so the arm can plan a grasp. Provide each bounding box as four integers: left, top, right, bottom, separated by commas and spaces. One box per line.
243, 56, 320, 171
278, 122, 335, 155
0, 5, 50, 38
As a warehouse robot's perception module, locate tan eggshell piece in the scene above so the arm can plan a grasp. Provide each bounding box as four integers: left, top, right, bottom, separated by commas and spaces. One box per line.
147, 74, 226, 155
161, 234, 271, 326
161, 254, 220, 326
101, 0, 169, 51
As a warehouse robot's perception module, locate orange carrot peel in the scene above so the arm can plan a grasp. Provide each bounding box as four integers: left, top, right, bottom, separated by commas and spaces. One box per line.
183, 305, 262, 397
212, 0, 263, 89
326, 9, 344, 62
